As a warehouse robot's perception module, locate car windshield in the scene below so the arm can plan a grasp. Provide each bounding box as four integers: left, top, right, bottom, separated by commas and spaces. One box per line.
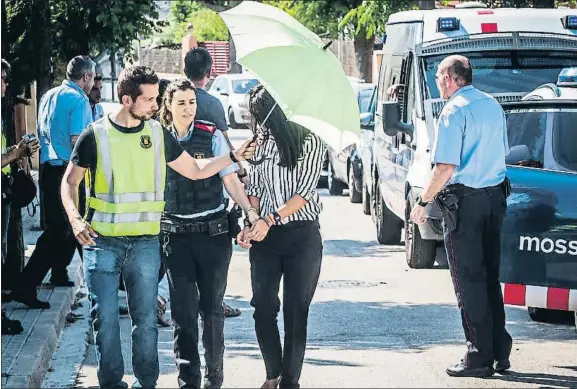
358, 87, 375, 113
422, 51, 577, 99
232, 79, 259, 94
505, 109, 577, 172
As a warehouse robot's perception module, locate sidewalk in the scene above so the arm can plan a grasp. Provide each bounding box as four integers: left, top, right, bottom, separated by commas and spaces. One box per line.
1, 171, 84, 388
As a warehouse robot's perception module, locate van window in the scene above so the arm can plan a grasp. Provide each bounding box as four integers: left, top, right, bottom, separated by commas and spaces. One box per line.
506, 110, 577, 172
422, 51, 577, 99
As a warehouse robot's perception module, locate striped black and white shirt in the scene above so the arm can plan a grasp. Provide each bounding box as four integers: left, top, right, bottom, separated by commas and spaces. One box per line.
247, 133, 325, 224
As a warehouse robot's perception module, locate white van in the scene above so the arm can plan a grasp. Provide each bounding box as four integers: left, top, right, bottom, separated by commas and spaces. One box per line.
369, 4, 577, 268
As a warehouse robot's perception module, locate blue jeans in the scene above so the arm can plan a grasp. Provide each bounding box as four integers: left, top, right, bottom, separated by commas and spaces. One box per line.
84, 235, 161, 388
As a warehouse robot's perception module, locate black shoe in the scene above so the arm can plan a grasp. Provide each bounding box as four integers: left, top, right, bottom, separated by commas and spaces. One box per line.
50, 277, 75, 287
2, 310, 24, 335
494, 359, 511, 373
446, 362, 494, 378
119, 304, 129, 315
8, 292, 51, 309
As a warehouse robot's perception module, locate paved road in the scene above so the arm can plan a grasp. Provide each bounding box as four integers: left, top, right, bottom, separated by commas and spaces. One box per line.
44, 175, 576, 388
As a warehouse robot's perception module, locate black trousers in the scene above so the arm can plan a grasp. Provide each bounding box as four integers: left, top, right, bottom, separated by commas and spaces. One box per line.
17, 163, 84, 293
161, 229, 232, 389
249, 221, 323, 389
443, 184, 512, 368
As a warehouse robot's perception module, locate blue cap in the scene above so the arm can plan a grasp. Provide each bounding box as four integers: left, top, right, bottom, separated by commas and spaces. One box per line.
557, 67, 577, 86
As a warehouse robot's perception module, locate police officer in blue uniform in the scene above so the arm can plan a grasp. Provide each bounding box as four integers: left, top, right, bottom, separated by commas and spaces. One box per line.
158, 79, 259, 389
410, 55, 512, 378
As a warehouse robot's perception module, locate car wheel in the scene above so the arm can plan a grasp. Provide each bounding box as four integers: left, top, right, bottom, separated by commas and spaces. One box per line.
328, 161, 345, 196
405, 192, 437, 269
228, 108, 241, 129
362, 184, 371, 215
375, 179, 402, 244
348, 165, 362, 203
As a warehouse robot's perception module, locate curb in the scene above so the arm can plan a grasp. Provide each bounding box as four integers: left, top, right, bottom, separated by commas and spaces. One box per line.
3, 254, 84, 389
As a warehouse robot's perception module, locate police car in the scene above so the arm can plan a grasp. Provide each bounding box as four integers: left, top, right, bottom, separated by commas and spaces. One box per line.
499, 68, 577, 331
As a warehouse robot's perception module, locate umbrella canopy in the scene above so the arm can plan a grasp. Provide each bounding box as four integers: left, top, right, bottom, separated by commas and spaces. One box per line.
220, 1, 361, 153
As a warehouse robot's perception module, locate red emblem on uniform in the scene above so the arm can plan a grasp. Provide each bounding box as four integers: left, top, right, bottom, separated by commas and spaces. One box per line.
195, 121, 216, 134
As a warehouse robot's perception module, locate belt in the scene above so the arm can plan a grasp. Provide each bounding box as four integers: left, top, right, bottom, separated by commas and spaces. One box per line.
444, 182, 504, 198
160, 213, 229, 235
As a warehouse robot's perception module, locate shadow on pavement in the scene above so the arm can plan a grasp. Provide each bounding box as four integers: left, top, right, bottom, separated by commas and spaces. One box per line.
222, 297, 576, 365
78, 297, 576, 376
489, 368, 577, 388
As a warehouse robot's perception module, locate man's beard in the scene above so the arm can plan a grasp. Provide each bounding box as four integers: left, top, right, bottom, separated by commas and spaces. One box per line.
129, 105, 152, 121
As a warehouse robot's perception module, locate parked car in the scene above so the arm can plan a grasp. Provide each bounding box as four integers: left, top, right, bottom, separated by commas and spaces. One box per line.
322, 83, 376, 204
208, 74, 260, 128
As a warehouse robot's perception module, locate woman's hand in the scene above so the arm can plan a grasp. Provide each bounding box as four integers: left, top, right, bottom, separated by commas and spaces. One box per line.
248, 218, 270, 242
233, 138, 256, 161
237, 226, 252, 249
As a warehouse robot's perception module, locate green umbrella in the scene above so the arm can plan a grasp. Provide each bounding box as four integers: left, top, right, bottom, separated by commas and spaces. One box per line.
220, 1, 360, 153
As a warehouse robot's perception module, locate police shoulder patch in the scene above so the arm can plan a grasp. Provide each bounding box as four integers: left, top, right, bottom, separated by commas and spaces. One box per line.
194, 120, 217, 134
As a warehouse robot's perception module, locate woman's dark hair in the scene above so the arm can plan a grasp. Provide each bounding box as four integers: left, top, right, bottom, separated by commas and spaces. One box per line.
248, 85, 309, 169
159, 78, 196, 127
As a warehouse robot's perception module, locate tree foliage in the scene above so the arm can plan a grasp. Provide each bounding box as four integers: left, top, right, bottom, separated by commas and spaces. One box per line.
2, 0, 165, 95
162, 1, 230, 44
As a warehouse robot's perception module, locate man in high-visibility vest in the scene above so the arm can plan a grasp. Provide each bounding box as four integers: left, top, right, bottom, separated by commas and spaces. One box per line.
1, 58, 40, 335
60, 66, 253, 389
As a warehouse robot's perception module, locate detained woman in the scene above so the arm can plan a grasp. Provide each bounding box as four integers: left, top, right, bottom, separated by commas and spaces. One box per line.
237, 85, 325, 389
159, 79, 259, 389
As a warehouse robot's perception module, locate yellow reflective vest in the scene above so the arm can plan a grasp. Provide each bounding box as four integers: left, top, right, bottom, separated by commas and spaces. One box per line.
86, 117, 166, 236
1, 130, 11, 174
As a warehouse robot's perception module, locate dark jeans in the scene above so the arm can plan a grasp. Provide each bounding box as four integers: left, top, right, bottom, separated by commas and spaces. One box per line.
16, 163, 84, 293
1, 200, 10, 263
249, 221, 323, 389
161, 230, 232, 389
443, 184, 512, 368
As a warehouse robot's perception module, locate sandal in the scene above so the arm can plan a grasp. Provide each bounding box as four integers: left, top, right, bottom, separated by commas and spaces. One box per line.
222, 302, 241, 318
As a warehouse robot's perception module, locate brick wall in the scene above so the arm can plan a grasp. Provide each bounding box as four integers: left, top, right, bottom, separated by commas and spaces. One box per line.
141, 47, 182, 75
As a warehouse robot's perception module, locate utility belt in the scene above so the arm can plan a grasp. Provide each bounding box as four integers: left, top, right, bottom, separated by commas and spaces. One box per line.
160, 210, 229, 236
434, 178, 511, 233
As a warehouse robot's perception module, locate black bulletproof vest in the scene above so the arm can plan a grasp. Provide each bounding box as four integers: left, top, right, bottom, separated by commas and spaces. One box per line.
164, 121, 224, 216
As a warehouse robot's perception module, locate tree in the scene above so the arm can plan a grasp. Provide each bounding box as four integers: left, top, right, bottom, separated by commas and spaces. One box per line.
162, 3, 230, 44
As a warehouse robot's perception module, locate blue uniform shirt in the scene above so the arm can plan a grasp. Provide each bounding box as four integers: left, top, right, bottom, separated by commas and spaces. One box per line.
432, 85, 510, 189
169, 123, 239, 219
92, 103, 104, 122
38, 80, 93, 165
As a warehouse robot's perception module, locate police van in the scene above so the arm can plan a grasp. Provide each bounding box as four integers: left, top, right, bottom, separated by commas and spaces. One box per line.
499, 69, 577, 331
370, 3, 577, 269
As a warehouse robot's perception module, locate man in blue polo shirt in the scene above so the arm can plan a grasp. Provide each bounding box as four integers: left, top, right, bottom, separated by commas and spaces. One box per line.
9, 56, 95, 308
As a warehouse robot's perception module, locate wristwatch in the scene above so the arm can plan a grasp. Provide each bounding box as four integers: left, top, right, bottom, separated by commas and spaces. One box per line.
246, 207, 260, 224
417, 196, 429, 207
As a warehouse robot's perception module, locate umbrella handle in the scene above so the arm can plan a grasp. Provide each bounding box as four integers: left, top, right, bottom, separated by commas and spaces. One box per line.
322, 41, 333, 50
245, 133, 267, 166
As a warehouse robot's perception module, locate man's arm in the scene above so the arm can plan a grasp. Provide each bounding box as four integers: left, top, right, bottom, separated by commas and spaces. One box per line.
69, 100, 93, 148
420, 164, 455, 202
61, 162, 86, 224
